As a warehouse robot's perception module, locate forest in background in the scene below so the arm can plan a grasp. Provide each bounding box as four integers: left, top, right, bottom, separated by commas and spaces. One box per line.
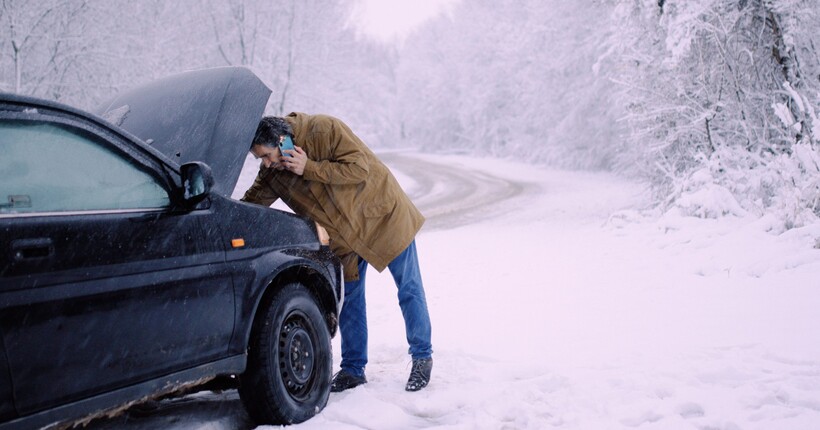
2, 0, 819, 229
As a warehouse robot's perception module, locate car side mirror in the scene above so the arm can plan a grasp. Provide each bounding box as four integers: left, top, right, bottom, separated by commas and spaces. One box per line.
180, 161, 214, 205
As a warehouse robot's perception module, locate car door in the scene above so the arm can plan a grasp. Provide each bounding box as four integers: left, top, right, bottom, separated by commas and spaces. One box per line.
0, 107, 234, 415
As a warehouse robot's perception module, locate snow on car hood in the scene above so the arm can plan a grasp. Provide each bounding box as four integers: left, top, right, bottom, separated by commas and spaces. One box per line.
94, 67, 271, 197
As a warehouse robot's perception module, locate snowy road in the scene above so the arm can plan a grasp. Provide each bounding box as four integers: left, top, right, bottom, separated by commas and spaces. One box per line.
380, 152, 532, 231
85, 153, 820, 430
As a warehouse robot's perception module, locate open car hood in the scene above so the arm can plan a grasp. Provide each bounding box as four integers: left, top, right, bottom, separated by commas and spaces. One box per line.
94, 67, 271, 197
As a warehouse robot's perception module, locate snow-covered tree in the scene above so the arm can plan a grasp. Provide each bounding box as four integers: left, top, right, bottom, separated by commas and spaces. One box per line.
0, 0, 111, 102
396, 0, 620, 168
607, 0, 820, 227
0, 0, 399, 146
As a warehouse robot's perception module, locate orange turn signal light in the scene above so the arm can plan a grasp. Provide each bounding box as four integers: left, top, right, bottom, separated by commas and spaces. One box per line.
231, 238, 245, 248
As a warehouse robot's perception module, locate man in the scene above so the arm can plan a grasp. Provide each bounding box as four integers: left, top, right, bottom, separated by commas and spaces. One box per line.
241, 114, 434, 392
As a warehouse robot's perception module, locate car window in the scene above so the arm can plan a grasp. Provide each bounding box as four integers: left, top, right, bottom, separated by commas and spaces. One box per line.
0, 119, 170, 214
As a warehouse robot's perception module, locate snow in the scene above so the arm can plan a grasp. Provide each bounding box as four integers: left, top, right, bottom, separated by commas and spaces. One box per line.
103, 152, 820, 429
267, 153, 820, 429
100, 104, 130, 126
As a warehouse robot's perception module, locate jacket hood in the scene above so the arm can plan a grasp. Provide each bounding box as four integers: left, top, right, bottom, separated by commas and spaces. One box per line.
94, 67, 271, 197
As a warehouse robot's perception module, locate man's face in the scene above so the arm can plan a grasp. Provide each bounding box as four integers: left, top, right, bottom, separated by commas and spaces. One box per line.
251, 142, 282, 169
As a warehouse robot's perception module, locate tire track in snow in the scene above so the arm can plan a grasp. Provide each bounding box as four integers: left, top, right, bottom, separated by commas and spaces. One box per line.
380, 152, 534, 231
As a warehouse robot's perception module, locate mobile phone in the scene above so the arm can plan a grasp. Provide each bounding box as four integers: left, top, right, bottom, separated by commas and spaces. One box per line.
279, 135, 294, 157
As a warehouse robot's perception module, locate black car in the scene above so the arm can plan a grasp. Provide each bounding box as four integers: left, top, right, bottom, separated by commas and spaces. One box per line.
0, 67, 343, 429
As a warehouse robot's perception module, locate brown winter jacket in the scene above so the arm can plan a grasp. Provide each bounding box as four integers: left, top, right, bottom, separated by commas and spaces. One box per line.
241, 112, 425, 281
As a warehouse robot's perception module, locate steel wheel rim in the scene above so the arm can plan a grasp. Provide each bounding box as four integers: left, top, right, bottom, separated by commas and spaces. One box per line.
278, 311, 316, 400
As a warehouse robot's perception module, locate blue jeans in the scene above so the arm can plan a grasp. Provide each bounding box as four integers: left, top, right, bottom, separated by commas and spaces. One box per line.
339, 240, 433, 377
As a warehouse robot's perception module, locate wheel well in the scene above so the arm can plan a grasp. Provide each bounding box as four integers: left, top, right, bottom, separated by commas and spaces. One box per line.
258, 265, 339, 337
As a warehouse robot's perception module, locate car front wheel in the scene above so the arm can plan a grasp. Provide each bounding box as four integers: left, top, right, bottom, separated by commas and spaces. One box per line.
239, 282, 332, 425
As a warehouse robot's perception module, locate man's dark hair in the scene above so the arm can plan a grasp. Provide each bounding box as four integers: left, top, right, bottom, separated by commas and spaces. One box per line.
251, 116, 293, 149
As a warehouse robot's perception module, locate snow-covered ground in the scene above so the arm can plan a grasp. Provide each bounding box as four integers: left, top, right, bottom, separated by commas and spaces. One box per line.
298, 153, 820, 430
91, 152, 820, 429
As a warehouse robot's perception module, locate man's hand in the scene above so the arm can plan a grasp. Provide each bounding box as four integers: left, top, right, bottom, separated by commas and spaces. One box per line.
282, 146, 307, 176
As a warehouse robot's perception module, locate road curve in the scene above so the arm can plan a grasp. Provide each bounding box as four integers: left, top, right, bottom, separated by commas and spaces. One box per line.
380, 152, 534, 232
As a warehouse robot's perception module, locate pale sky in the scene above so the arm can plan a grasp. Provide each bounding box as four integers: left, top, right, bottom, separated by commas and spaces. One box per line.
351, 0, 459, 42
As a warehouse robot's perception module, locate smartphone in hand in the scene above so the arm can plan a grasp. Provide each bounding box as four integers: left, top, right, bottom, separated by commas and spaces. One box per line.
279, 135, 294, 157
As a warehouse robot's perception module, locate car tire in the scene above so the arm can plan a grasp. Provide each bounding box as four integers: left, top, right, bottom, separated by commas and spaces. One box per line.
239, 282, 332, 425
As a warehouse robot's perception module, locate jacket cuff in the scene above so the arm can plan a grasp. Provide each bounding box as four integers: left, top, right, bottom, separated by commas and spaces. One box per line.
302, 159, 318, 181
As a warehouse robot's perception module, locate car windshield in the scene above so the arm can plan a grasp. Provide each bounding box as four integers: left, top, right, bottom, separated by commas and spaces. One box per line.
0, 119, 170, 214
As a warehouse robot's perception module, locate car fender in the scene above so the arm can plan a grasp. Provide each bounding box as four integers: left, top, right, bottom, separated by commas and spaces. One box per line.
229, 248, 341, 357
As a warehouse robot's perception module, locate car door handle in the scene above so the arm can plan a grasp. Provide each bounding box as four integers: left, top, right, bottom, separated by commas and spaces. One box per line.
11, 238, 54, 261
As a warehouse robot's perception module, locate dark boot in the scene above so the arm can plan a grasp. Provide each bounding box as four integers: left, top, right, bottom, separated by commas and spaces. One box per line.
330, 369, 367, 393
405, 358, 433, 392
